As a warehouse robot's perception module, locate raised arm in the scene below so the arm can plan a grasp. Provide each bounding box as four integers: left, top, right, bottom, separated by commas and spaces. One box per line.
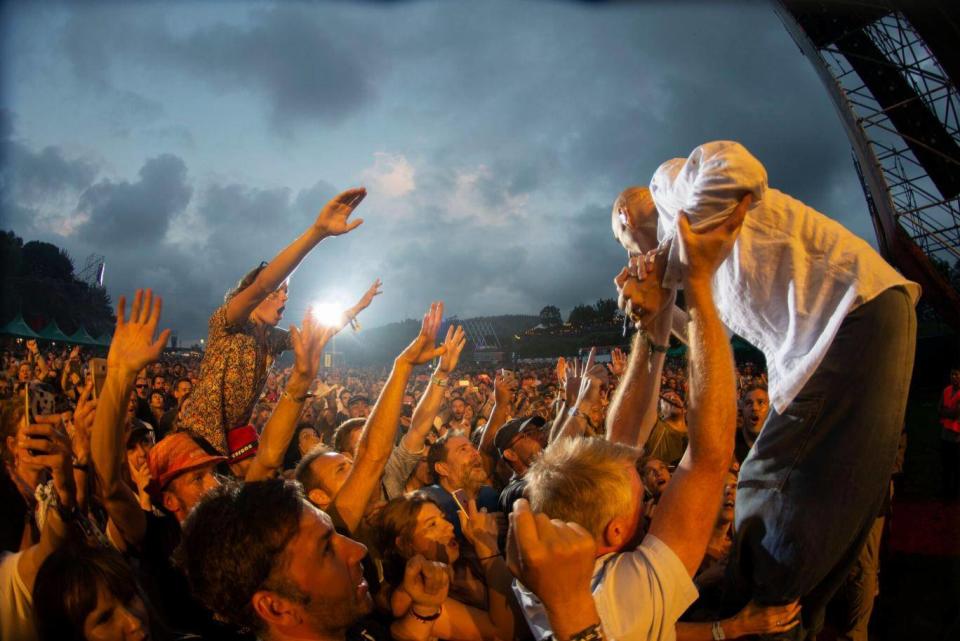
647, 198, 748, 576
247, 281, 381, 482
225, 187, 367, 326
335, 303, 446, 532
402, 324, 466, 453
606, 252, 675, 447
477, 372, 517, 472
92, 290, 170, 547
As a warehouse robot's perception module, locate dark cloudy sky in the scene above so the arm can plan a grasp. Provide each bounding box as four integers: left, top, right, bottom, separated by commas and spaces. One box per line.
0, 0, 876, 343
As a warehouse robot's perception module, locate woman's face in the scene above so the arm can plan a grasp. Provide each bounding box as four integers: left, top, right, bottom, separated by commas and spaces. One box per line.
251, 284, 289, 327
409, 502, 459, 564
82, 585, 149, 641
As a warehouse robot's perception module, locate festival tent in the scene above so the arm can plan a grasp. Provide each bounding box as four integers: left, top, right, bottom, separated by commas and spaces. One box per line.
36, 321, 73, 343
0, 314, 41, 339
67, 327, 100, 346
95, 332, 113, 347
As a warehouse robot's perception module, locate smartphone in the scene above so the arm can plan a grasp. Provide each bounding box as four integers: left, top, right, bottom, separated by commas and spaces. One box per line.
451, 488, 469, 514
23, 383, 48, 457
458, 379, 470, 387
90, 358, 108, 399
500, 369, 515, 379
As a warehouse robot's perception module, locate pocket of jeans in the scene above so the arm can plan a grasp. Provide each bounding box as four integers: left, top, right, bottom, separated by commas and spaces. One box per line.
751, 396, 826, 492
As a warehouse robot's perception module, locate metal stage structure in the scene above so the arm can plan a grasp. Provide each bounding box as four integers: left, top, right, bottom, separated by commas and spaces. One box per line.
775, 1, 960, 328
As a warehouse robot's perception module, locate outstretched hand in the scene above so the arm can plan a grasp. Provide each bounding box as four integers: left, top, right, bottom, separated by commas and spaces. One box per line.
350, 278, 383, 317
290, 309, 336, 382
678, 193, 751, 284
397, 302, 447, 366
437, 325, 467, 374
108, 290, 172, 378
313, 187, 366, 237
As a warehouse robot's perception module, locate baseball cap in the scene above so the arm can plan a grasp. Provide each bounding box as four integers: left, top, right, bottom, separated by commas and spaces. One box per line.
495, 415, 547, 456
347, 395, 370, 407
147, 432, 226, 492
227, 424, 260, 464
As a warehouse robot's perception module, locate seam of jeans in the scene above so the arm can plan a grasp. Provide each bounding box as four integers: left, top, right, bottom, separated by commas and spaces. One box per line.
776, 397, 827, 493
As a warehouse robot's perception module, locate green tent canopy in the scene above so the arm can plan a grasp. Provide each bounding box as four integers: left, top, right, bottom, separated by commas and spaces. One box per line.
37, 321, 73, 342
0, 314, 40, 339
95, 332, 113, 347
67, 327, 100, 346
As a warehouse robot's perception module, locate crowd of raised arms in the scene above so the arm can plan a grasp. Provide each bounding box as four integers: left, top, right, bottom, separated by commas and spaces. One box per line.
1, 139, 919, 641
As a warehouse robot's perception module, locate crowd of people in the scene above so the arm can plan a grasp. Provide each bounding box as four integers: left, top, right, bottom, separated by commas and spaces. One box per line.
1, 141, 920, 641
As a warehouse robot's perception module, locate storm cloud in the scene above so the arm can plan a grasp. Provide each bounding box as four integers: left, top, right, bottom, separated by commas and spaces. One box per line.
1, 1, 881, 342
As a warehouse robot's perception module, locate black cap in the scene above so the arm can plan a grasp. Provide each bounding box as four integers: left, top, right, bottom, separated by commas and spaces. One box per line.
495, 415, 546, 456
126, 420, 156, 449
347, 395, 370, 407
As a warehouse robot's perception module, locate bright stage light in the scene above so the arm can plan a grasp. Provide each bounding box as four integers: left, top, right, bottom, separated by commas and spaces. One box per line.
310, 302, 346, 328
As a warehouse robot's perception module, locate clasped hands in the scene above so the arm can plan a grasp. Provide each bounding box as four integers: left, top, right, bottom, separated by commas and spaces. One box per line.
614, 195, 751, 330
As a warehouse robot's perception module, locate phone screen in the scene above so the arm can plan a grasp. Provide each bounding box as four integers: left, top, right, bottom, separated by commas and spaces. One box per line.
451, 488, 469, 514
91, 358, 108, 399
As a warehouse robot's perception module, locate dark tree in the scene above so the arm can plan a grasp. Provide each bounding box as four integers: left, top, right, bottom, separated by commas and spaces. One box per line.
539, 305, 562, 327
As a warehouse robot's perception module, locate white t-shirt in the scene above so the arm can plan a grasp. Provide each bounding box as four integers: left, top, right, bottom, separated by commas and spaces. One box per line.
515, 534, 698, 641
650, 141, 920, 413
0, 551, 37, 641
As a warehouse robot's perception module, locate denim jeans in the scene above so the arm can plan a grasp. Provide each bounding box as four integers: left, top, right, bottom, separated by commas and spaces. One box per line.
726, 287, 916, 640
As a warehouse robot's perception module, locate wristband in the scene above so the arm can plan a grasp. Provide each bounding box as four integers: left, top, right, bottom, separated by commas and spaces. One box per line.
432, 375, 449, 388
640, 329, 669, 354
711, 621, 726, 640
282, 390, 312, 403
410, 605, 442, 622
556, 622, 605, 641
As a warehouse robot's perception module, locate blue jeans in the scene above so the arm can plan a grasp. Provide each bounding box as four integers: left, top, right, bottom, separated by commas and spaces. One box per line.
727, 287, 916, 639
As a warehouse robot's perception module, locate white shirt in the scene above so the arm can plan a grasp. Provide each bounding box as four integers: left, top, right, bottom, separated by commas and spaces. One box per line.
0, 551, 37, 641
515, 534, 698, 641
650, 141, 920, 413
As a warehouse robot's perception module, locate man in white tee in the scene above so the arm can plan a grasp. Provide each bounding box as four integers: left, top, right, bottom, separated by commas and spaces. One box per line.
611, 140, 918, 638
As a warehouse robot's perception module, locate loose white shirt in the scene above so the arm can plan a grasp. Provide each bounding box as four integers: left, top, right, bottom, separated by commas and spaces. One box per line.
514, 534, 698, 641
650, 141, 920, 413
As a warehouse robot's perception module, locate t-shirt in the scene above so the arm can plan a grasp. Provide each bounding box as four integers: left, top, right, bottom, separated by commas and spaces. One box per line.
381, 443, 423, 502
645, 420, 688, 468
419, 484, 500, 540
515, 534, 698, 641
0, 551, 36, 641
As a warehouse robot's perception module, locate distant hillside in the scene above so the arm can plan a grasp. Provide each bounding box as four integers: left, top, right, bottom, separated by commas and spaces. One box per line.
336, 313, 539, 366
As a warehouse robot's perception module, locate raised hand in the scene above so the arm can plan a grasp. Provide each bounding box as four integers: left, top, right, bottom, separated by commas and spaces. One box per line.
437, 325, 467, 375
494, 370, 518, 406
397, 302, 447, 366
614, 249, 674, 329
313, 187, 366, 237
556, 357, 567, 387
20, 423, 76, 509
506, 498, 596, 614
290, 308, 336, 382
457, 499, 500, 559
678, 193, 751, 284
607, 347, 627, 378
349, 278, 383, 317
108, 290, 171, 379
70, 382, 97, 464
402, 554, 450, 612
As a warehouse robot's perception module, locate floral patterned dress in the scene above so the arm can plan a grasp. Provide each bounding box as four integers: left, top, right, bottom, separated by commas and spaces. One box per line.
177, 305, 290, 454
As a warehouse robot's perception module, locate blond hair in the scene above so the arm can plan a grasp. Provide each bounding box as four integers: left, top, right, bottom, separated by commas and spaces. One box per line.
527, 437, 641, 539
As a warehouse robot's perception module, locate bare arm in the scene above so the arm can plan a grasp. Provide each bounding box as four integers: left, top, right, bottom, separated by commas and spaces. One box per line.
647, 202, 748, 576
401, 325, 466, 454
247, 280, 381, 482
676, 601, 801, 640
478, 373, 516, 474
225, 188, 366, 326
606, 254, 676, 448
335, 303, 446, 532
92, 290, 170, 547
